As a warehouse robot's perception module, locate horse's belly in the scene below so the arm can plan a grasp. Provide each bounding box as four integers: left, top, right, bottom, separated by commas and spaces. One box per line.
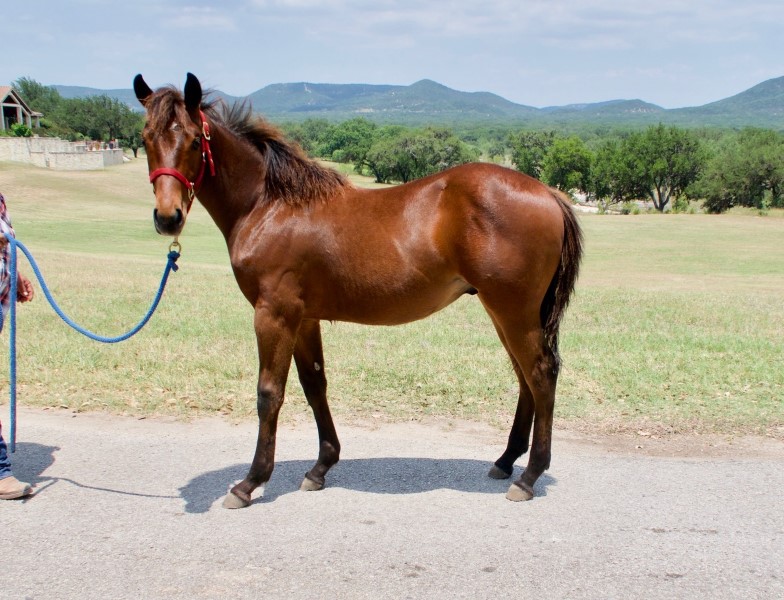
310, 278, 469, 326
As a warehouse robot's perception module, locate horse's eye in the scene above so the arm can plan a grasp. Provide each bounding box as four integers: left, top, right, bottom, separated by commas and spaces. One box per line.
192, 136, 201, 151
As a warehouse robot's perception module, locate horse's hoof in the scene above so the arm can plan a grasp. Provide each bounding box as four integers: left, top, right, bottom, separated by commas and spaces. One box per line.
506, 482, 534, 502
222, 491, 251, 509
488, 465, 512, 480
300, 476, 324, 492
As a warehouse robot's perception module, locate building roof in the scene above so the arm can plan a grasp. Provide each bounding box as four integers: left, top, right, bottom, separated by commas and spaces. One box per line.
0, 86, 43, 117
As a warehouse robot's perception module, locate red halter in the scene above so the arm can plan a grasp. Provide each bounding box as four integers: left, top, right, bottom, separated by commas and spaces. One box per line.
149, 110, 215, 200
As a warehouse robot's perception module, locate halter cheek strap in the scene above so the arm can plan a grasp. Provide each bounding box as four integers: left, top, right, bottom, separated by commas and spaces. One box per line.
149, 110, 216, 199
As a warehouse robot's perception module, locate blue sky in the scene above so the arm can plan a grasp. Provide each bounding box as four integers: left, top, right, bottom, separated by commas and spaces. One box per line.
5, 0, 783, 108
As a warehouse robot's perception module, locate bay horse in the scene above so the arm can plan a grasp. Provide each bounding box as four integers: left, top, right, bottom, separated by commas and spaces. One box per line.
134, 73, 583, 509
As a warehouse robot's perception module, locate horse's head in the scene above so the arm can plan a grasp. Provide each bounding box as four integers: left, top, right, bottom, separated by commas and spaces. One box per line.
134, 73, 213, 237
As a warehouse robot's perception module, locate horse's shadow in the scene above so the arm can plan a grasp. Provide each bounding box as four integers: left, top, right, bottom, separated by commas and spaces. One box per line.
180, 458, 557, 514
8, 443, 557, 512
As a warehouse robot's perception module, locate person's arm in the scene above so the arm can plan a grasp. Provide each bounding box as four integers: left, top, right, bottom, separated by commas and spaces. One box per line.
0, 195, 34, 303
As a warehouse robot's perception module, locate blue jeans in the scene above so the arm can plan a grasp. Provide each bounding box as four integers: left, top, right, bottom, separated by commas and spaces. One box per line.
0, 423, 12, 480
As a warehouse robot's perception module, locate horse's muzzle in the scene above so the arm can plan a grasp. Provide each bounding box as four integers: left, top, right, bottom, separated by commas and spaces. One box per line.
153, 208, 184, 236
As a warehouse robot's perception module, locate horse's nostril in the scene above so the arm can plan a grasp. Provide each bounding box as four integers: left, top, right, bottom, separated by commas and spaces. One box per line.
153, 208, 185, 234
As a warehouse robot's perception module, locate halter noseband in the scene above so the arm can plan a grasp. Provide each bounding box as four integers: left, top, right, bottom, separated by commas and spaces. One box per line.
149, 110, 216, 200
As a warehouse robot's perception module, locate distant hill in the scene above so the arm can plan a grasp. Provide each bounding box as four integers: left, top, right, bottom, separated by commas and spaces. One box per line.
53, 75, 784, 129
54, 85, 237, 112
55, 85, 141, 107
247, 79, 540, 122
668, 77, 784, 127
539, 99, 666, 124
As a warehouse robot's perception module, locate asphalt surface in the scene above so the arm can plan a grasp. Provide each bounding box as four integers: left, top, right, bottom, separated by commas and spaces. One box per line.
3, 408, 783, 599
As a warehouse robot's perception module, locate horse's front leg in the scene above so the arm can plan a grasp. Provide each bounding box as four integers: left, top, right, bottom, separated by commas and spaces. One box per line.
294, 319, 341, 491
223, 303, 300, 509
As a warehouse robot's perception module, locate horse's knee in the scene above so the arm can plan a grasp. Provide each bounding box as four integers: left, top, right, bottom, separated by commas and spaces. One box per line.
257, 385, 284, 418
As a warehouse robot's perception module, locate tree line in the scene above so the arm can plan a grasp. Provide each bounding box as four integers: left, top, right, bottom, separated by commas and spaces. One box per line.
283, 117, 479, 184
285, 118, 784, 214
508, 125, 784, 213
10, 78, 144, 156
10, 78, 783, 214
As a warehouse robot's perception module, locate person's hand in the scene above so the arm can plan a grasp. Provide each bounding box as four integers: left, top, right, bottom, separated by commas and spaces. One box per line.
16, 273, 34, 303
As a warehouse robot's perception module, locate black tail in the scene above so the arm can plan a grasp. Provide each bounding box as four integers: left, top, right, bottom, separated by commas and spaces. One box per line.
541, 189, 584, 359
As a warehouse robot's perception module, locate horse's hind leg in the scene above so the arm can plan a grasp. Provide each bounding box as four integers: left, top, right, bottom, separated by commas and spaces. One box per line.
294, 320, 341, 492
484, 303, 559, 501
488, 362, 535, 480
486, 319, 535, 480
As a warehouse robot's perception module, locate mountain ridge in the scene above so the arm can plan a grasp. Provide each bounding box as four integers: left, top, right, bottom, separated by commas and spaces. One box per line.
50, 76, 784, 128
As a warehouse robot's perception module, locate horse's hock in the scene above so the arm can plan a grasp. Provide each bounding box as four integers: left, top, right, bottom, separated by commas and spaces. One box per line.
0, 136, 125, 170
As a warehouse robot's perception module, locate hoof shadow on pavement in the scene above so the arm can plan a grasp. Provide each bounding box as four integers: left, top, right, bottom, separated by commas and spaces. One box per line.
180, 458, 556, 514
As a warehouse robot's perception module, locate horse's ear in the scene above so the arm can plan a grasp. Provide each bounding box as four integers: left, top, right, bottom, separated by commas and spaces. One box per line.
133, 74, 153, 106
184, 73, 202, 112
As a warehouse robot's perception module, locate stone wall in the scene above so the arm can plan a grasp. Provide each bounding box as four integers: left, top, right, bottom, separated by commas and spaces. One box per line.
0, 137, 125, 170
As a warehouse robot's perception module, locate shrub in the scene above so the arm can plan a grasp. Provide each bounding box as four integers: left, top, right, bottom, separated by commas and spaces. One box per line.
11, 123, 33, 137
671, 196, 690, 213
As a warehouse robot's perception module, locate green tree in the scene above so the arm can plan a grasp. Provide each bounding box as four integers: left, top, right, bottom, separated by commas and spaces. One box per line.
14, 77, 63, 116
694, 128, 784, 213
282, 119, 334, 156
588, 138, 637, 211
541, 136, 593, 193
120, 110, 145, 157
14, 77, 70, 136
508, 130, 555, 178
362, 125, 408, 182
322, 117, 377, 169
364, 127, 478, 183
14, 76, 143, 147
57, 95, 140, 143
623, 124, 704, 212
365, 130, 413, 183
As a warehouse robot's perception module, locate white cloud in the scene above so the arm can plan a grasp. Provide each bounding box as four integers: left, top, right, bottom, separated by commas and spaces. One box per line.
167, 7, 238, 31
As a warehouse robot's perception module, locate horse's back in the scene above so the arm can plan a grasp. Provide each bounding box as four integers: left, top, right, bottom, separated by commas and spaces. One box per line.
354, 162, 565, 240
382, 162, 566, 238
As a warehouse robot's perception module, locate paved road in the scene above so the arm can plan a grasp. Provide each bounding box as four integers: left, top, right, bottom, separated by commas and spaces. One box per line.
4, 409, 783, 599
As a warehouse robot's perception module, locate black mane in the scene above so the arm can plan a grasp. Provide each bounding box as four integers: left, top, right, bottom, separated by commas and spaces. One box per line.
203, 96, 350, 206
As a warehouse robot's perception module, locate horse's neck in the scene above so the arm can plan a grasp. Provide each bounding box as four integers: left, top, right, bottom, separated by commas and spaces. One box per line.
196, 126, 264, 240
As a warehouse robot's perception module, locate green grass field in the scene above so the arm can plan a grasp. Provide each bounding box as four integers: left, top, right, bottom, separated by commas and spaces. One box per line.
1, 158, 782, 437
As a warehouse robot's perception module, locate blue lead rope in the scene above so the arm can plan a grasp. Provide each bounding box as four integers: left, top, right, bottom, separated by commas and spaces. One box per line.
3, 234, 180, 452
